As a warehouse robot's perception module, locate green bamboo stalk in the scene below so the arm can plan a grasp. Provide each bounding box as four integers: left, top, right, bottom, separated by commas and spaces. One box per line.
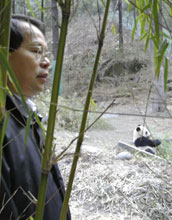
0, 0, 12, 184
34, 1, 71, 219
59, 0, 111, 219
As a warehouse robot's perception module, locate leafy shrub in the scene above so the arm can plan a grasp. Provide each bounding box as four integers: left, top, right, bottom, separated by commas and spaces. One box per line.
35, 89, 112, 131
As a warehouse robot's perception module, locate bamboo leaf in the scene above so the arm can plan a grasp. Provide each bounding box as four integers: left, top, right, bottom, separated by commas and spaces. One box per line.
144, 34, 150, 52
111, 24, 117, 35
152, 0, 159, 46
0, 111, 10, 146
141, 3, 151, 12
126, 0, 132, 11
33, 112, 46, 138
140, 16, 146, 37
136, 0, 140, 9
90, 97, 96, 111
140, 32, 147, 41
99, 0, 105, 8
151, 34, 159, 49
164, 58, 168, 91
0, 49, 28, 112
26, 0, 35, 17
147, 8, 153, 37
155, 40, 169, 77
35, 0, 45, 12
0, 0, 12, 184
131, 17, 139, 41
24, 111, 32, 146
161, 31, 171, 39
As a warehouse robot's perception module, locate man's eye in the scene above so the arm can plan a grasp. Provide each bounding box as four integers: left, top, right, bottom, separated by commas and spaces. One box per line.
37, 49, 42, 54
31, 48, 42, 54
31, 49, 38, 53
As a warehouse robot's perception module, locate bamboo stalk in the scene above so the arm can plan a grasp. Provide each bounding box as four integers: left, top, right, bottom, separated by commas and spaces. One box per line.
34, 1, 71, 219
0, 0, 12, 184
59, 1, 111, 219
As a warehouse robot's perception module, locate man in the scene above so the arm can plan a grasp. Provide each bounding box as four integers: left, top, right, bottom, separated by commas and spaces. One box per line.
0, 15, 71, 220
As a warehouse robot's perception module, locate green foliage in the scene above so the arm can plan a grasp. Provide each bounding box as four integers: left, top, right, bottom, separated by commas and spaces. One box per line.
36, 91, 112, 131
24, 111, 32, 146
155, 40, 169, 78
0, 0, 11, 121
0, 0, 12, 184
164, 58, 168, 91
35, 0, 45, 13
26, 0, 34, 17
127, 0, 171, 85
132, 17, 139, 41
157, 139, 172, 161
0, 50, 28, 112
112, 24, 117, 35
152, 0, 160, 46
100, 0, 105, 8
0, 111, 10, 147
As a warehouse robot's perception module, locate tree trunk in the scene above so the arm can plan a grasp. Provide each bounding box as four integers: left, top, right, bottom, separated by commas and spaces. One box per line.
23, 0, 26, 15
118, 0, 123, 50
41, 0, 44, 22
12, 0, 15, 14
51, 0, 59, 60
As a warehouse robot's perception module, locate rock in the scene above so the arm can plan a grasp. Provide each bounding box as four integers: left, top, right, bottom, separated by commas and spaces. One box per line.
144, 147, 156, 155
116, 151, 132, 160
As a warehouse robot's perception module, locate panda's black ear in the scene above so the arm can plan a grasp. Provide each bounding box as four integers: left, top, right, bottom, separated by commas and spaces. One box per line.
136, 127, 141, 132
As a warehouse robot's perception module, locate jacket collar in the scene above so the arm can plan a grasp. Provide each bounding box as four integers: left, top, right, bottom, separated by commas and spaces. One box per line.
6, 94, 37, 126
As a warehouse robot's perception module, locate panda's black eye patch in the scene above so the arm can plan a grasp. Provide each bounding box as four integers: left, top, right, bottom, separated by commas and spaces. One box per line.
146, 131, 148, 135
136, 127, 141, 132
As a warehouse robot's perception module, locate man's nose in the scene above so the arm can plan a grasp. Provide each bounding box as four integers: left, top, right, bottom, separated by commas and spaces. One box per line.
40, 57, 51, 69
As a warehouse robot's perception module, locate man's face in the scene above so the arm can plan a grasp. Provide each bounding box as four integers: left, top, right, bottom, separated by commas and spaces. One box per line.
9, 21, 50, 98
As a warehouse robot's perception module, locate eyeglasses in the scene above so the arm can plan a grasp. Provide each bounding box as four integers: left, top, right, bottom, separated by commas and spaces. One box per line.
28, 46, 51, 60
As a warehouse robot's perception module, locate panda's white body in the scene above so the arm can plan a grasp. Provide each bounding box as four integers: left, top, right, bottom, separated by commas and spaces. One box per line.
133, 125, 150, 143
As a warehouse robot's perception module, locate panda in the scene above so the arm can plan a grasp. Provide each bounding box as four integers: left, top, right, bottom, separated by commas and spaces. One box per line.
133, 125, 161, 153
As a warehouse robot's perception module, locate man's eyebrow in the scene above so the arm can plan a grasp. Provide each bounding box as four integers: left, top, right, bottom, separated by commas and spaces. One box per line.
30, 41, 42, 45
29, 42, 47, 49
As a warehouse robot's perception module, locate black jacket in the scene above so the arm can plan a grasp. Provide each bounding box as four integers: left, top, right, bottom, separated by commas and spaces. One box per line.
0, 94, 71, 220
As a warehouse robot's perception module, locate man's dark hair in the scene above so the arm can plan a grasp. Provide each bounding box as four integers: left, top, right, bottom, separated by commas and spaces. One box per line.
10, 15, 45, 52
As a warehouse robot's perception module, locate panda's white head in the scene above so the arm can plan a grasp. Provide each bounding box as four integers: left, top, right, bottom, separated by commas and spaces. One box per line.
133, 124, 150, 143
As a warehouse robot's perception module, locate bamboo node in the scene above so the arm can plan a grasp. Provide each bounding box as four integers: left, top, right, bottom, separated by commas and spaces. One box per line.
41, 169, 49, 175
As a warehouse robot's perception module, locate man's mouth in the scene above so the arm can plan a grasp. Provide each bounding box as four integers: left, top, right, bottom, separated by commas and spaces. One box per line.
37, 73, 48, 83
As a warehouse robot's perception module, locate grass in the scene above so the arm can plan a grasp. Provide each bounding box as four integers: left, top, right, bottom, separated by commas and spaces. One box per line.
157, 138, 172, 161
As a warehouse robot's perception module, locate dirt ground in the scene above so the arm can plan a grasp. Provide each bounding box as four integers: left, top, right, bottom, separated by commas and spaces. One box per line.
41, 13, 172, 220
